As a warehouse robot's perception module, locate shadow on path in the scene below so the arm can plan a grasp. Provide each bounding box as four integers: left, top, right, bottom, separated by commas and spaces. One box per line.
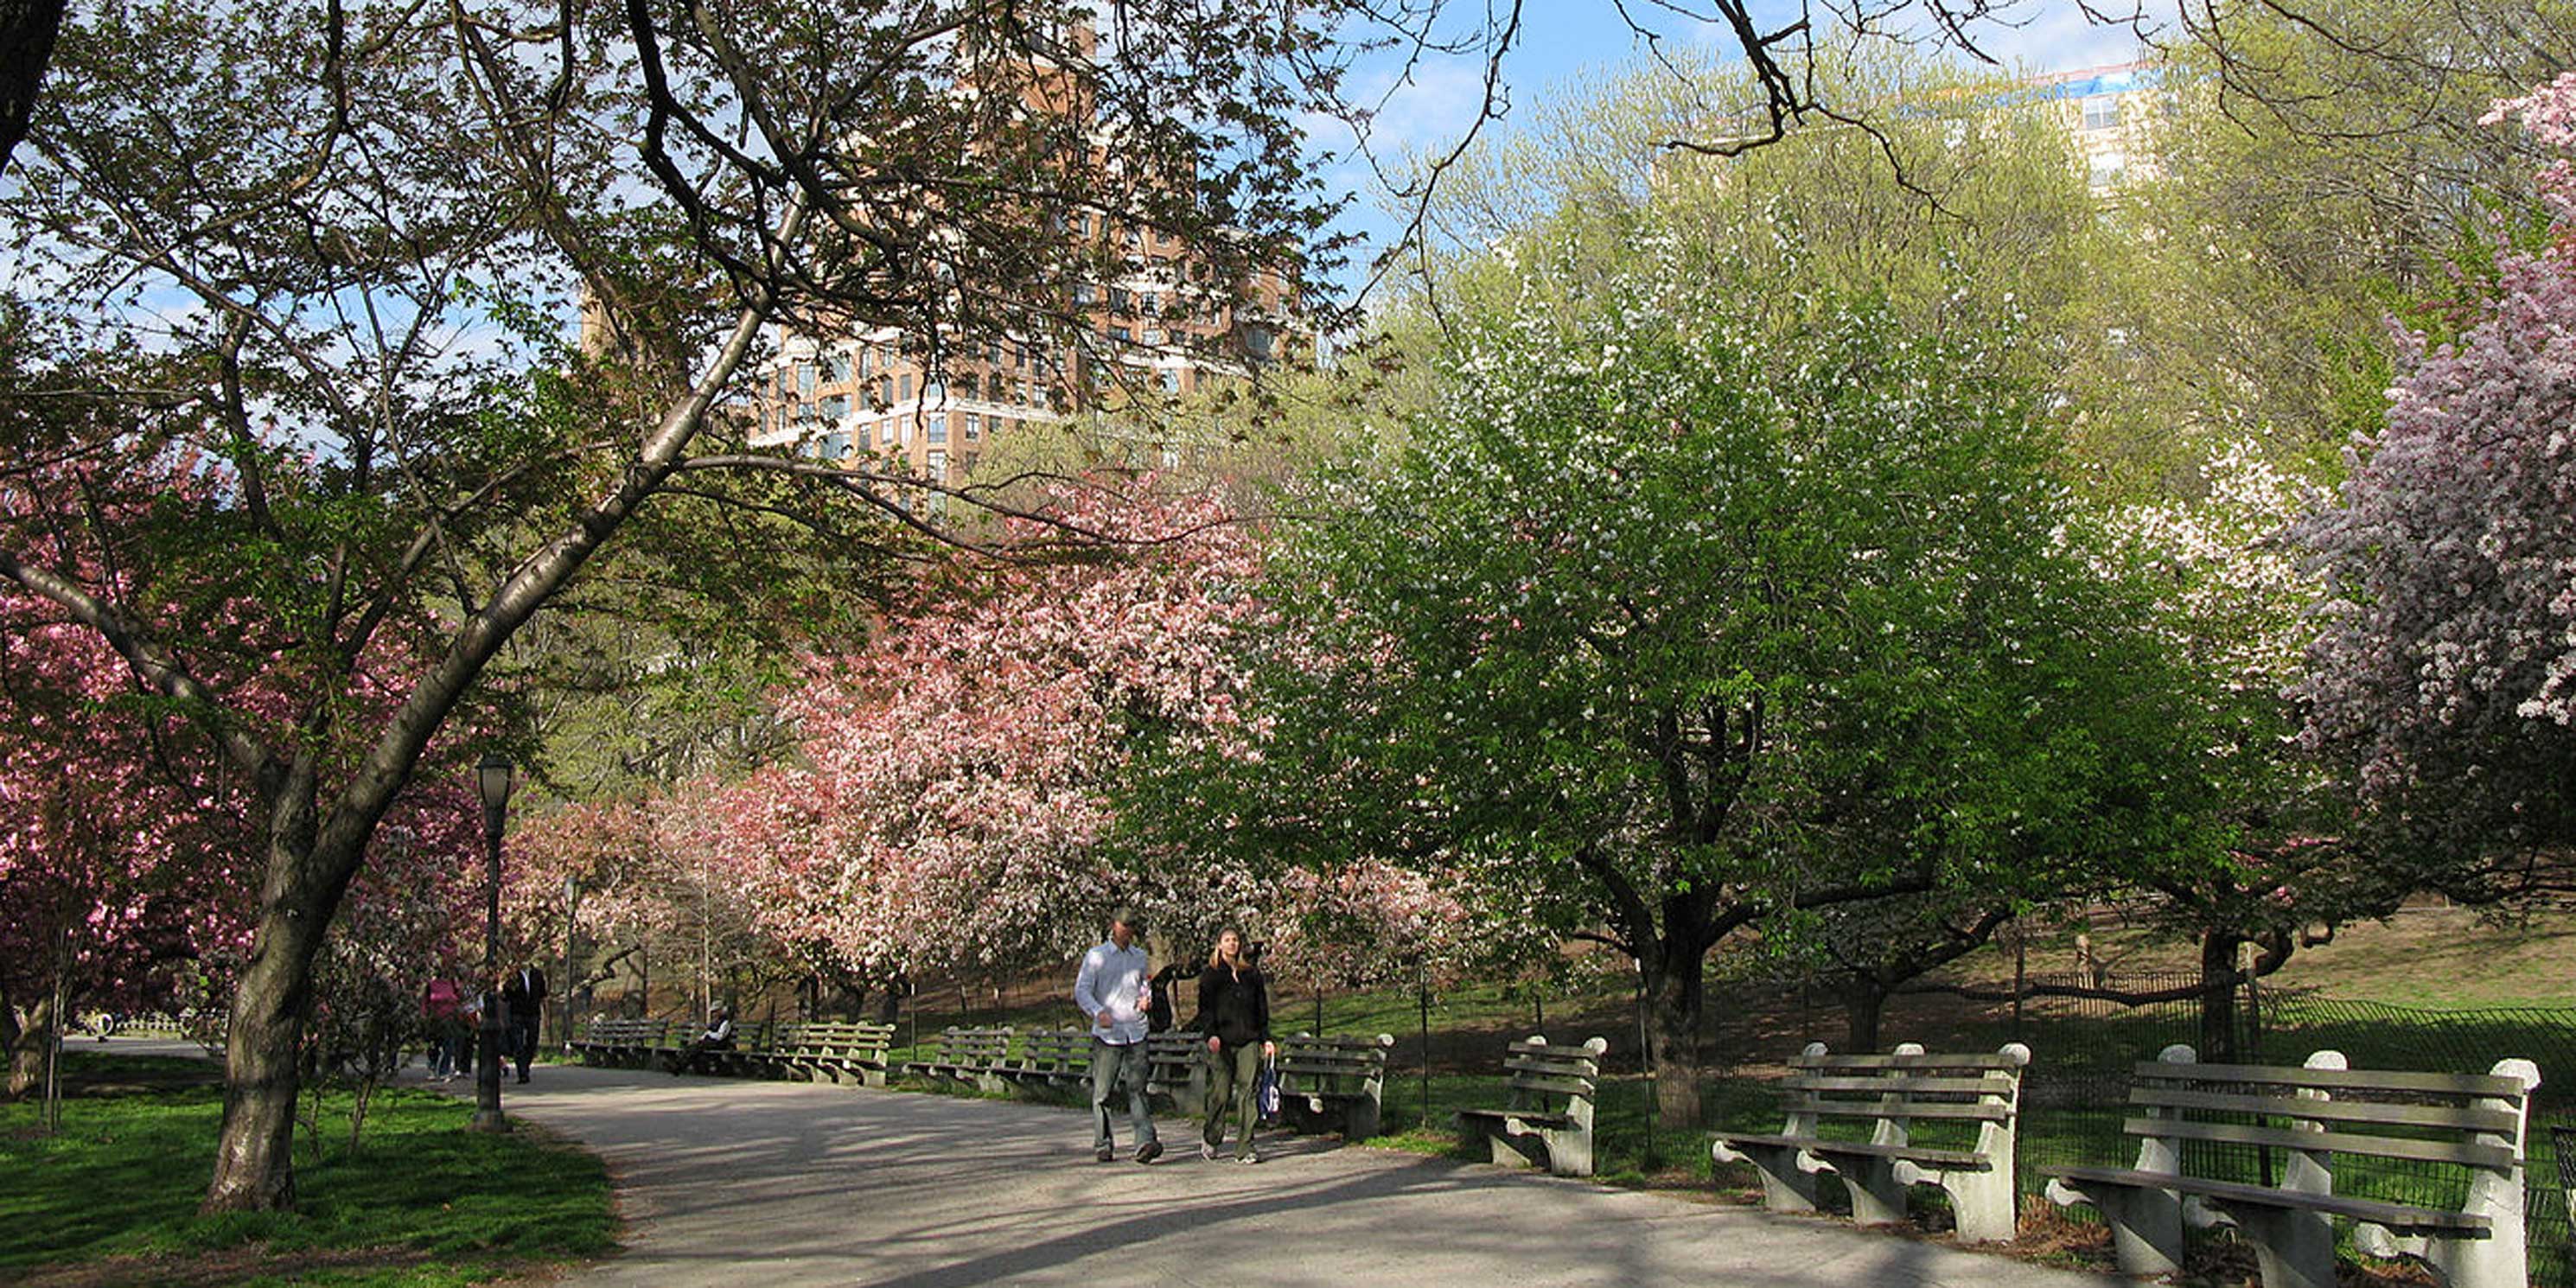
482, 1061, 2122, 1288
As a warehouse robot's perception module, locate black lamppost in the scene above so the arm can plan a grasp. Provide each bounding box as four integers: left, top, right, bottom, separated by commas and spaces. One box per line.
471, 752, 515, 1133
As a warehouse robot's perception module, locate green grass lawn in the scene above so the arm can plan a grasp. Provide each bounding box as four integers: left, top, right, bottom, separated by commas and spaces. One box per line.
2, 1050, 615, 1287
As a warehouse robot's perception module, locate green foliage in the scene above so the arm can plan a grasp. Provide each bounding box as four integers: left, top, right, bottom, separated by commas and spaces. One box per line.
1392, 44, 2114, 466
2077, 0, 2573, 487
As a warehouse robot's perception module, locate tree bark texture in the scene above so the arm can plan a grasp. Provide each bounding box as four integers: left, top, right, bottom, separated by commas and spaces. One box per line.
202, 824, 344, 1212
0, 0, 65, 176
1841, 975, 1888, 1054
5, 991, 52, 1100
2197, 930, 2244, 1062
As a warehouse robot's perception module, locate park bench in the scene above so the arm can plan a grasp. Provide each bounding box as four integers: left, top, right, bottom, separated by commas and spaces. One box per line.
571, 1017, 670, 1068
1145, 1030, 1210, 1116
1274, 1031, 1395, 1141
672, 1018, 773, 1077
1456, 1035, 1610, 1177
900, 1026, 1016, 1094
1006, 1028, 1094, 1097
2041, 1044, 2541, 1288
758, 1020, 896, 1087
1709, 1041, 2031, 1243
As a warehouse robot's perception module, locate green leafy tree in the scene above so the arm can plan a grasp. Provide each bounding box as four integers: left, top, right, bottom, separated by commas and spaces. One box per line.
1151, 229, 2214, 1123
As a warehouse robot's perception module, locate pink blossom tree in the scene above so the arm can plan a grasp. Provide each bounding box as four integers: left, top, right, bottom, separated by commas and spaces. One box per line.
2295, 74, 2576, 875
0, 584, 255, 1095
738, 487, 1272, 990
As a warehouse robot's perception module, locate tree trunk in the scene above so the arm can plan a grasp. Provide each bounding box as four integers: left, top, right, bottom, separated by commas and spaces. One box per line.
2197, 930, 2242, 1062
1642, 954, 1706, 1128
6, 991, 54, 1099
201, 840, 338, 1214
0, 0, 68, 178
1841, 974, 1888, 1054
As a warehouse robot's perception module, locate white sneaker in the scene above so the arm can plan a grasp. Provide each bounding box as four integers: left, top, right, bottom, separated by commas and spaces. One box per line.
1201, 1143, 1218, 1162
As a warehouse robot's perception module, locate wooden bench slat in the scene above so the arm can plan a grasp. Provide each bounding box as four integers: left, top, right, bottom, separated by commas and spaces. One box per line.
1459, 1107, 1573, 1129
2132, 1062, 2531, 1099
1272, 1055, 1380, 1076
2044, 1165, 2493, 1233
2120, 1116, 2520, 1170
1501, 1055, 1601, 1077
1714, 1132, 1994, 1170
2131, 1087, 2523, 1133
1505, 1074, 1599, 1099
1780, 1097, 2012, 1123
1793, 1053, 2027, 1071
1783, 1074, 2018, 1095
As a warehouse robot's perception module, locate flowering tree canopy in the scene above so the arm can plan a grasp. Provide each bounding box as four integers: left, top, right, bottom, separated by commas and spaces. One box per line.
1157, 223, 2222, 1123
729, 488, 1269, 984
2295, 75, 2576, 869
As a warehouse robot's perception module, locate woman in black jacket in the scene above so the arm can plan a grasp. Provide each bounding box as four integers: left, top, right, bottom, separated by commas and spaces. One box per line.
1187, 928, 1274, 1163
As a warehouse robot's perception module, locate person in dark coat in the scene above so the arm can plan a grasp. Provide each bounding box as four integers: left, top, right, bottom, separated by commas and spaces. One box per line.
501, 965, 548, 1083
1187, 928, 1274, 1163
1146, 961, 1189, 1034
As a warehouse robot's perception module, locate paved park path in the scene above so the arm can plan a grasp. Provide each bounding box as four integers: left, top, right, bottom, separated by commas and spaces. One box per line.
469, 1060, 2126, 1288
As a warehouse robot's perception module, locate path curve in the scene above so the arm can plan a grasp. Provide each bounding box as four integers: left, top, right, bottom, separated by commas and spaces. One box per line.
467, 1061, 2121, 1288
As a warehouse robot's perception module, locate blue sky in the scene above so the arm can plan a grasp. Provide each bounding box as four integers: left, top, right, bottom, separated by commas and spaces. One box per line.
1308, 0, 2167, 296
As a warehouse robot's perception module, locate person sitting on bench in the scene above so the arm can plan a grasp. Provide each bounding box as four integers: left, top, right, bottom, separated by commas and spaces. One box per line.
668, 1004, 736, 1074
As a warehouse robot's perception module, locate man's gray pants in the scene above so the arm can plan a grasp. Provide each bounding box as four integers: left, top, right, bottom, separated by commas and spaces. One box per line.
1090, 1036, 1157, 1151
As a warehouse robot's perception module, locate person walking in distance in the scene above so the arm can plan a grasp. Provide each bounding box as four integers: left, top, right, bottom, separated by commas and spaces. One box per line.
502, 964, 548, 1084
1073, 907, 1160, 1164
423, 973, 465, 1081
1189, 928, 1275, 1163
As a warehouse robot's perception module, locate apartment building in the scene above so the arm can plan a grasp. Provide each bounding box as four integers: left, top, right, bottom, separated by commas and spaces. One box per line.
2022, 61, 2162, 196
743, 22, 1298, 485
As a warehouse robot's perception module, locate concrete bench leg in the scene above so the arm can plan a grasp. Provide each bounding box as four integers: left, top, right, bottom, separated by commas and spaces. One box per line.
2355, 1225, 2523, 1288
2229, 1206, 2336, 1288
1842, 1158, 1910, 1228
1344, 1094, 1381, 1141
2046, 1180, 2182, 1277
1461, 1119, 1533, 1170
1539, 1126, 1593, 1178
1715, 1142, 1823, 1215
1897, 1161, 2015, 1245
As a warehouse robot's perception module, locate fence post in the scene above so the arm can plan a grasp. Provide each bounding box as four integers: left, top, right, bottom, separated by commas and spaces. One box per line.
1417, 966, 1431, 1135
1636, 965, 1655, 1166
2011, 922, 2026, 1042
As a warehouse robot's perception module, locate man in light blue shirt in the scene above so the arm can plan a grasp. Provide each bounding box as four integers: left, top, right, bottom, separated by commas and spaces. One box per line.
1073, 907, 1160, 1163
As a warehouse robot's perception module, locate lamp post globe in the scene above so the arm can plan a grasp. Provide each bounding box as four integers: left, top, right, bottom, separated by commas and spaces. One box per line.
471, 752, 514, 1132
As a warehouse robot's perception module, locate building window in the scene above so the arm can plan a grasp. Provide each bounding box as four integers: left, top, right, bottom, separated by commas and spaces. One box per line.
2088, 151, 2126, 189
963, 413, 980, 440
897, 373, 913, 402
1109, 325, 1132, 342
928, 414, 947, 445
824, 350, 850, 383
821, 431, 848, 459
2082, 96, 2121, 131
1159, 368, 1181, 392
820, 394, 848, 423
797, 363, 815, 396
